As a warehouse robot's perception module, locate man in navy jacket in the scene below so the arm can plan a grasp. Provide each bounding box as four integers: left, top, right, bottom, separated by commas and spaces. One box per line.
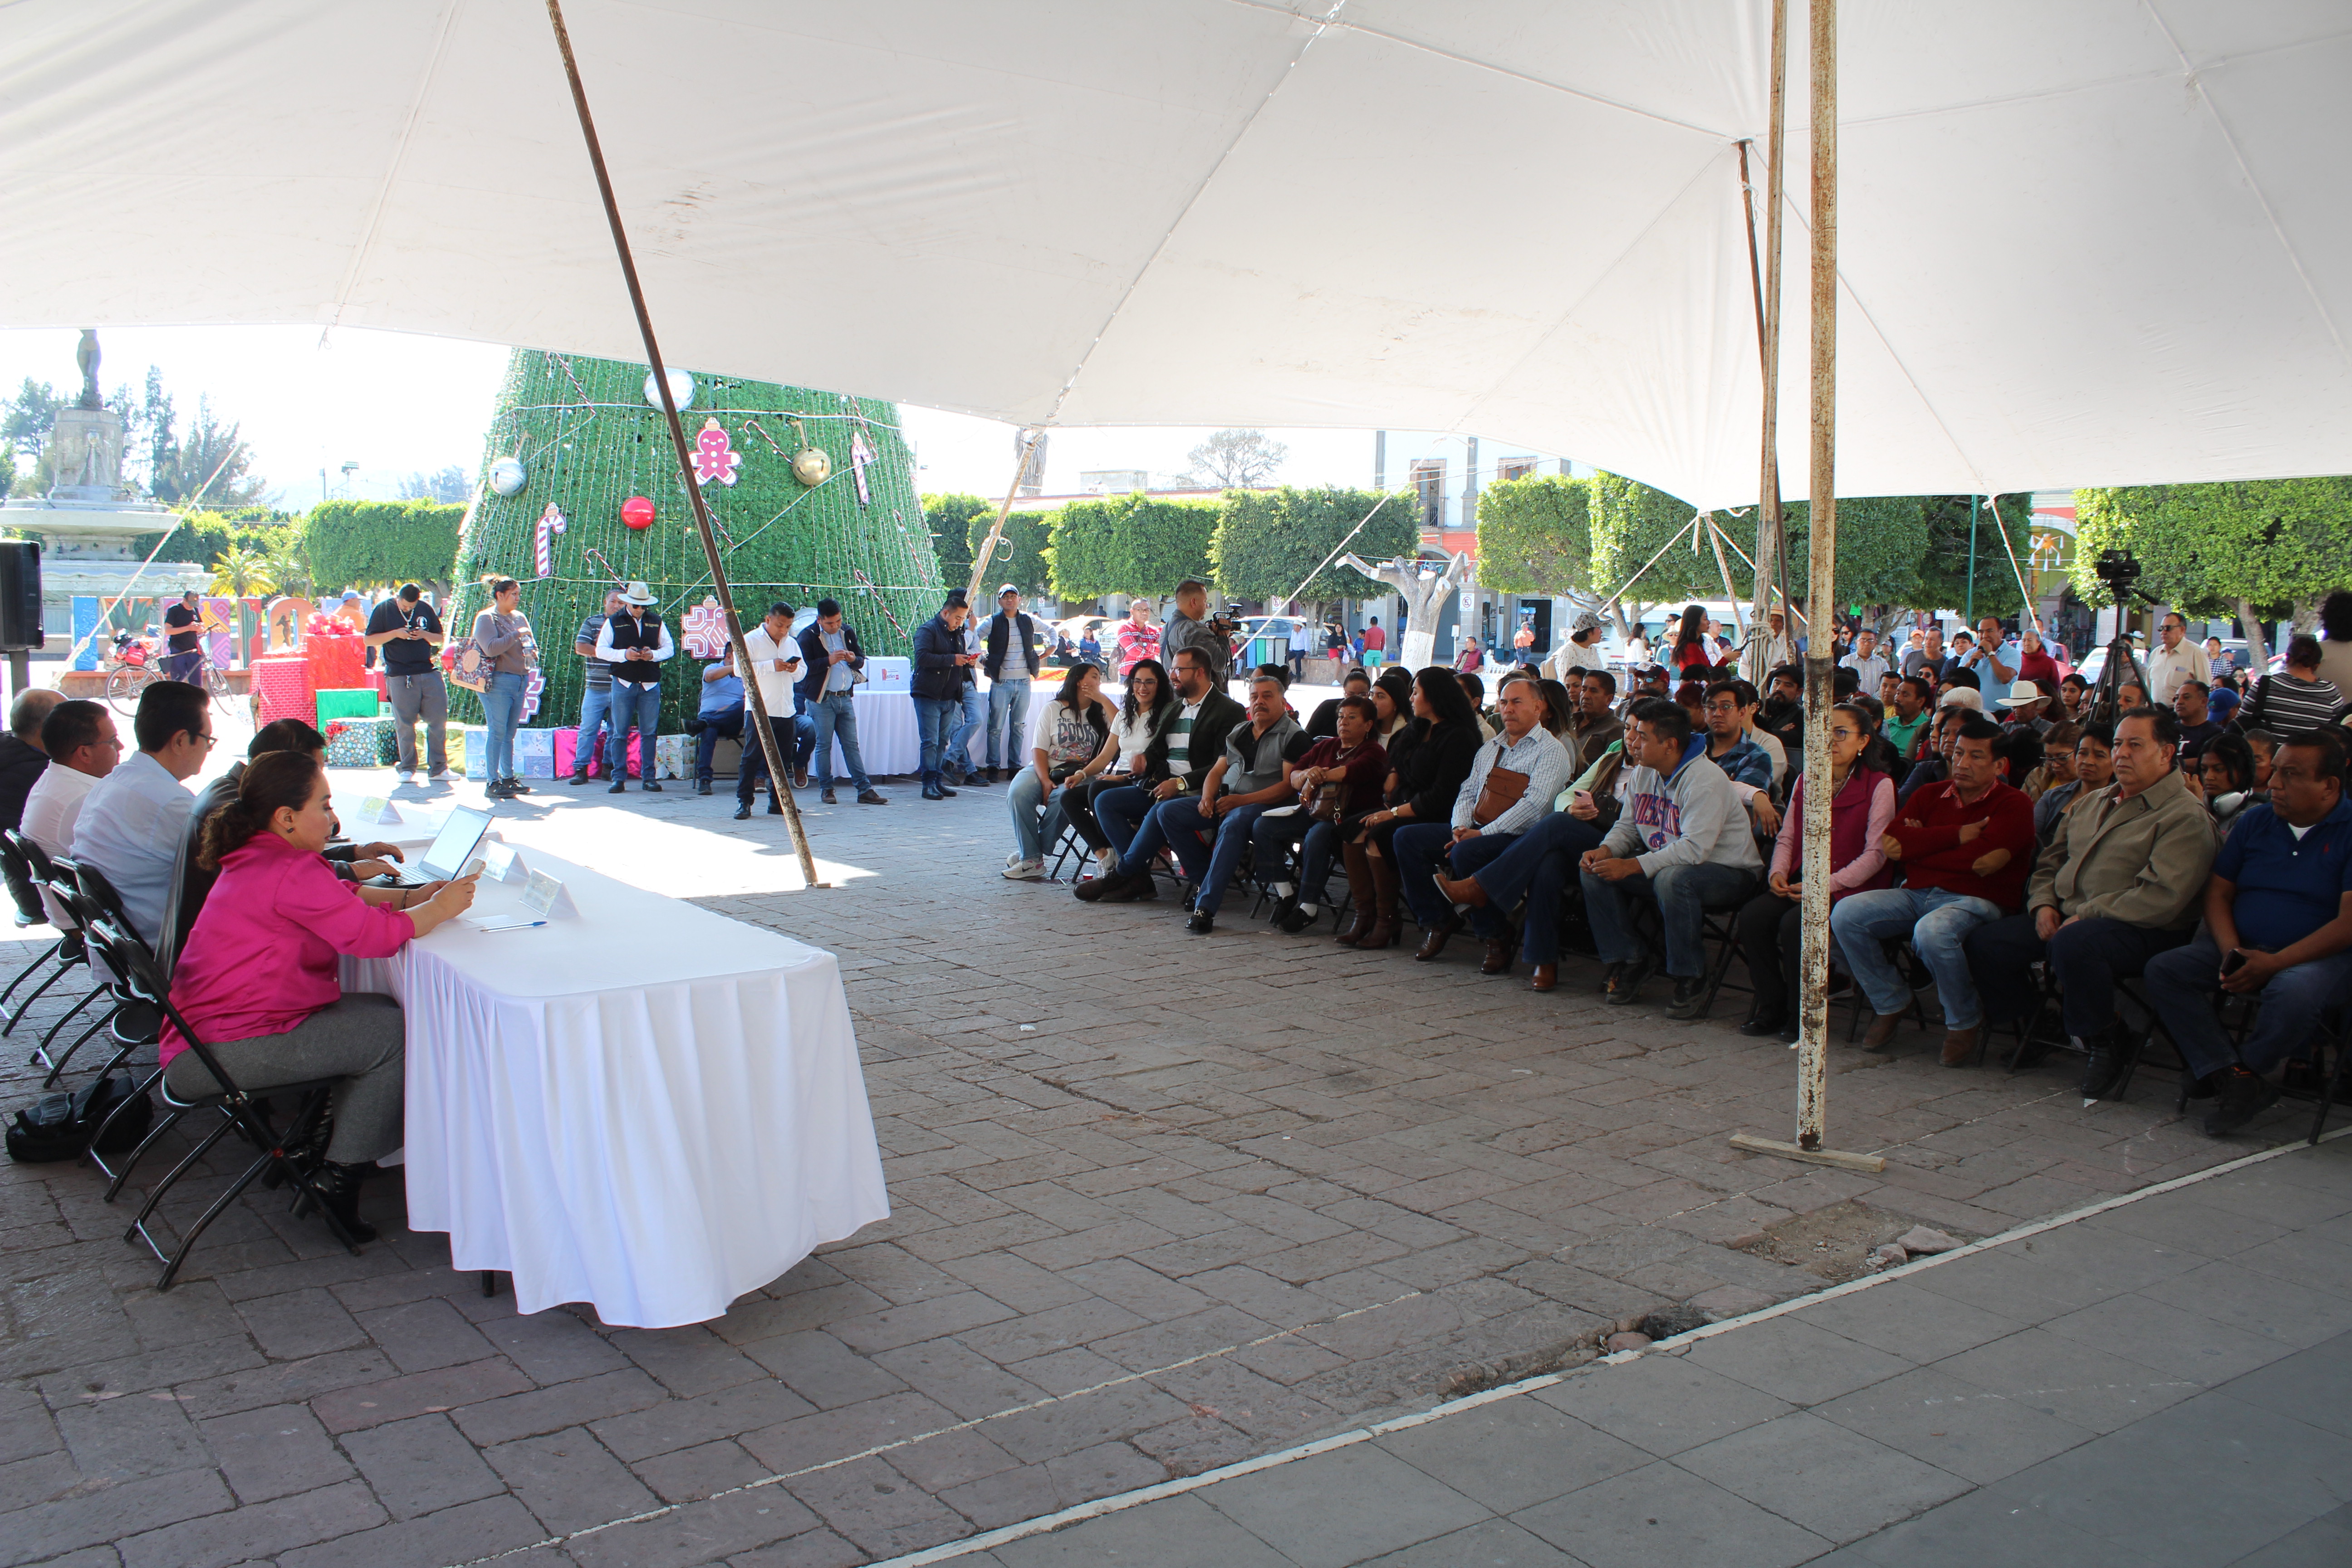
912, 591, 980, 800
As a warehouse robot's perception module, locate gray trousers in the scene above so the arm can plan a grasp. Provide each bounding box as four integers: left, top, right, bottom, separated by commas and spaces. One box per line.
164, 994, 407, 1164
385, 672, 449, 775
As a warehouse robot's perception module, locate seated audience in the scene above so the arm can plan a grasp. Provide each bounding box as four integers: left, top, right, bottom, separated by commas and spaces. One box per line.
1533, 677, 1578, 742
2142, 733, 2352, 1135
0, 689, 61, 924
1832, 716, 2034, 1061
1737, 704, 1895, 1041
2234, 636, 2342, 736
71, 681, 212, 945
1078, 667, 1300, 935
22, 700, 122, 926
2038, 722, 2114, 848
2241, 725, 2279, 800
1573, 668, 1626, 757
1063, 657, 1176, 873
1884, 676, 1933, 764
1340, 667, 1482, 950
1395, 679, 1574, 970
2058, 671, 2092, 724
1005, 663, 1117, 880
1964, 706, 2219, 1100
1077, 648, 1244, 877
2193, 730, 2257, 832
164, 752, 477, 1241
1306, 667, 1373, 740
1459, 671, 1499, 739
1259, 693, 1387, 931
2000, 680, 2055, 735
1578, 699, 1764, 1018
2021, 720, 2081, 801
2115, 679, 2147, 710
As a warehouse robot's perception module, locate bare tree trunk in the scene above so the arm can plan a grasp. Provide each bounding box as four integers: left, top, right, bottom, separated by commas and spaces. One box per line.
2235, 599, 2271, 673
2293, 596, 2322, 639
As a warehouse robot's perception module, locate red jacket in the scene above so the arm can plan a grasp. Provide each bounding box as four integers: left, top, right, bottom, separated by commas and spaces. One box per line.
1887, 779, 2037, 910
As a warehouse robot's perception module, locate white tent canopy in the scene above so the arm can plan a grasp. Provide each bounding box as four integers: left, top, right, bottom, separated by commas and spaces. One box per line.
3, 0, 2346, 505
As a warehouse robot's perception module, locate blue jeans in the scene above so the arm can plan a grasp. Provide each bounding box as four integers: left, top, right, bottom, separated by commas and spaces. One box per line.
1582, 860, 1759, 977
912, 696, 957, 776
2143, 931, 2352, 1078
1093, 784, 1155, 858
694, 708, 744, 783
573, 684, 613, 776
1830, 886, 2006, 1027
1007, 769, 1072, 862
1456, 811, 1607, 964
949, 686, 985, 777
1393, 822, 1518, 932
605, 681, 661, 778
986, 679, 1033, 769
1248, 813, 1347, 903
1120, 797, 1265, 915
809, 691, 872, 791
480, 671, 525, 782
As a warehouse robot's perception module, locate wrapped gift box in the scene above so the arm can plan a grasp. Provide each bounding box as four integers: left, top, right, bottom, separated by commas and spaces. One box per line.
514, 728, 557, 779
653, 734, 686, 779
304, 629, 367, 693
250, 653, 315, 727
554, 728, 639, 779
323, 716, 392, 769
315, 687, 379, 722
463, 725, 488, 780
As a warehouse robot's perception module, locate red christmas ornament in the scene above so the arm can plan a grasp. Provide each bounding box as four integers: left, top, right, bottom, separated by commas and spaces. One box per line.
621, 495, 656, 530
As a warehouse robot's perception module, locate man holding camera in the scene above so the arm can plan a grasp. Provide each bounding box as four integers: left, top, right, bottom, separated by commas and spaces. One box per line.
1161, 579, 1228, 686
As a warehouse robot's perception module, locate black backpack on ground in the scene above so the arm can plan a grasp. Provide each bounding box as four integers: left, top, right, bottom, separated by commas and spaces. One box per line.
6, 1074, 152, 1163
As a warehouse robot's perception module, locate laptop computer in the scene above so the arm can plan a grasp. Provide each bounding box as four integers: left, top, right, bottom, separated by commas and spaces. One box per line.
375, 806, 495, 888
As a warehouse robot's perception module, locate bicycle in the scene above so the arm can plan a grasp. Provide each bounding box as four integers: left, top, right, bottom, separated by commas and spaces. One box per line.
103, 629, 232, 713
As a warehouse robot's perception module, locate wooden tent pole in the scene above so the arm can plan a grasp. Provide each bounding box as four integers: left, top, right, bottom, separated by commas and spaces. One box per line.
966, 432, 1044, 610
544, 0, 822, 889
1738, 0, 1790, 685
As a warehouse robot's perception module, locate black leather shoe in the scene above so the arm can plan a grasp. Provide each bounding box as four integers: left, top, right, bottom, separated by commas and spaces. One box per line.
2078, 1028, 2141, 1102
608, 780, 627, 794
297, 1161, 377, 1245
733, 804, 751, 820
643, 780, 663, 792
1605, 957, 1654, 1006
858, 789, 889, 805
1738, 1012, 1785, 1038
1186, 911, 1215, 935
1665, 975, 1707, 1019
567, 771, 590, 786
1276, 903, 1317, 934
821, 789, 838, 804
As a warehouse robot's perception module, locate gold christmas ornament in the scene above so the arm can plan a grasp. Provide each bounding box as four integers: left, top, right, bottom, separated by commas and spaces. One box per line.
789, 418, 831, 486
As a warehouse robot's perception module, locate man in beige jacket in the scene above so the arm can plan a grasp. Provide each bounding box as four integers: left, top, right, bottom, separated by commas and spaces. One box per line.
1963, 706, 2217, 1102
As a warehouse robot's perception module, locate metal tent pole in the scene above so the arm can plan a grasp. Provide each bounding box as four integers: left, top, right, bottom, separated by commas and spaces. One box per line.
544, 0, 821, 890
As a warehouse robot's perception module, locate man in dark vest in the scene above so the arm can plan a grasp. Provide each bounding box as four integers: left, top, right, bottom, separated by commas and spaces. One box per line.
594, 580, 675, 793
981, 584, 1043, 784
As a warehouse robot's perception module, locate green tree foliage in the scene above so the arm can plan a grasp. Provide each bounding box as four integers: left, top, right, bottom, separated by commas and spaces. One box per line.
1045, 495, 1218, 600
304, 499, 465, 594
2073, 479, 2352, 645
968, 505, 1051, 598
1778, 495, 1932, 613
1590, 471, 1722, 601
1910, 494, 2035, 621
0, 441, 14, 500
1210, 486, 1419, 604
1, 378, 64, 476
1473, 474, 1592, 595
921, 492, 988, 592
401, 465, 471, 504
152, 397, 267, 507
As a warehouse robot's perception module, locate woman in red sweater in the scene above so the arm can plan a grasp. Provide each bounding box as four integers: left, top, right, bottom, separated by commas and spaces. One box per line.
166, 753, 477, 1238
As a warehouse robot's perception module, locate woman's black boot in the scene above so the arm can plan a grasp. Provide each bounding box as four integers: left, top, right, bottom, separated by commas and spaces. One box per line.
301, 1161, 378, 1244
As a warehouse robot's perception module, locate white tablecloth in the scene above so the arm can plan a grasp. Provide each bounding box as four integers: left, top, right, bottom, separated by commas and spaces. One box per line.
810, 687, 1032, 778
343, 850, 888, 1328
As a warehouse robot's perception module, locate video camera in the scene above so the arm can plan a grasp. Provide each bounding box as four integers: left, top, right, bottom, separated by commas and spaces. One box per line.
2092, 548, 2151, 605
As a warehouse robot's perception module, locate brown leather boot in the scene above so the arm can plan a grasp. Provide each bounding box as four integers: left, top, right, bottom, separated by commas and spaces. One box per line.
1335, 840, 1376, 946
1361, 849, 1403, 950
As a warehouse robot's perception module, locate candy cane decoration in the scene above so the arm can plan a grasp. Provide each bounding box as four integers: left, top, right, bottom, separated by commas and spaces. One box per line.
534, 502, 568, 578
849, 428, 877, 507
851, 568, 908, 642
583, 547, 625, 587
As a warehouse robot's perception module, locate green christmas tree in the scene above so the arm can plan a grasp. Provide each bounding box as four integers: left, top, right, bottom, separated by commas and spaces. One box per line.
449, 349, 946, 730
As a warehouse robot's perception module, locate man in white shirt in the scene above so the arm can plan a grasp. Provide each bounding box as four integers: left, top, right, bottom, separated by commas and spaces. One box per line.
2143, 611, 2212, 706
22, 700, 123, 928
735, 601, 813, 820
71, 681, 211, 945
1840, 628, 1891, 693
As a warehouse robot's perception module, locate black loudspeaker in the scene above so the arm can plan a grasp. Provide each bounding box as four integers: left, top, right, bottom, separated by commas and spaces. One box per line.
0, 543, 42, 652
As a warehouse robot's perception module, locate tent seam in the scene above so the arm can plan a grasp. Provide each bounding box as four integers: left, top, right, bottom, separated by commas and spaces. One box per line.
321, 0, 466, 337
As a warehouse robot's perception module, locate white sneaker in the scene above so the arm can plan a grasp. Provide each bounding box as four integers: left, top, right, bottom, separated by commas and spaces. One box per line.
1002, 859, 1045, 881
1005, 850, 1024, 868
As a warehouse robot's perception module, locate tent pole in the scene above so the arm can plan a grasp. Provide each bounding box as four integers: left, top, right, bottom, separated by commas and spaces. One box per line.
1738, 0, 1788, 683
1982, 495, 2041, 633
1734, 0, 1878, 1175
544, 0, 822, 890
1966, 494, 1979, 623
967, 432, 1044, 610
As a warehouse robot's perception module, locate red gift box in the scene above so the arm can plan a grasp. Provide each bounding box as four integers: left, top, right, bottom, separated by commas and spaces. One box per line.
250, 653, 316, 727
553, 727, 640, 779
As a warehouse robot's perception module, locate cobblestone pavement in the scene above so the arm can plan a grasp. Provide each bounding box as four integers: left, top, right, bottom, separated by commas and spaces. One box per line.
0, 765, 2320, 1568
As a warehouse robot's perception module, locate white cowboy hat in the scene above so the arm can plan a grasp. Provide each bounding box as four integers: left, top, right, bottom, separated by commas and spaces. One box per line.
619, 580, 657, 606
1938, 686, 1985, 711
2000, 680, 2046, 709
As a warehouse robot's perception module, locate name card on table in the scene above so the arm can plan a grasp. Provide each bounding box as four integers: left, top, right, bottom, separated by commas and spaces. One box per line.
355, 797, 401, 825
522, 868, 579, 919
478, 841, 527, 883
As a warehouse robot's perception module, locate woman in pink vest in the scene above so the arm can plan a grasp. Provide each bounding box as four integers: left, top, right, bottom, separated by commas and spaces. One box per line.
1732, 701, 1895, 1041
164, 752, 477, 1240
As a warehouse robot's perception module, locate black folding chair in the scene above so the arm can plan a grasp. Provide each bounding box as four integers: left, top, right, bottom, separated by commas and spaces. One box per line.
82, 915, 361, 1291
26, 854, 122, 1083
1, 830, 95, 1049
0, 831, 72, 1022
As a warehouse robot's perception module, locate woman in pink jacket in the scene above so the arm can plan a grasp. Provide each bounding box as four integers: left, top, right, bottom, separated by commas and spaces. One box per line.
164, 752, 476, 1240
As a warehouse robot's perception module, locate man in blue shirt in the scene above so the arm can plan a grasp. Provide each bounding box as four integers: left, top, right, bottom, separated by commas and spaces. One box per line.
2142, 732, 2352, 1135
692, 649, 745, 795
1960, 615, 2019, 709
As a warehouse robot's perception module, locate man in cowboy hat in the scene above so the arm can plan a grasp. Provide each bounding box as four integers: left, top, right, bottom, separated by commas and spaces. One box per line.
594, 581, 675, 793
2000, 679, 2055, 736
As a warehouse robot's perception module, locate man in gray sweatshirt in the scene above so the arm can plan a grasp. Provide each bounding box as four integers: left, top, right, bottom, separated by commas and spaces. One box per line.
1579, 697, 1764, 1018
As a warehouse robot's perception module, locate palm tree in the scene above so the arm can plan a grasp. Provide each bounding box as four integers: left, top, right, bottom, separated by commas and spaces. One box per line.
209, 544, 277, 598
261, 538, 312, 598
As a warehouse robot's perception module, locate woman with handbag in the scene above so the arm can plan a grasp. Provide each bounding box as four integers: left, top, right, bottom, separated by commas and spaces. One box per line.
469, 578, 537, 799
1004, 664, 1117, 880
1340, 666, 1480, 949
1258, 691, 1387, 932
1063, 658, 1177, 876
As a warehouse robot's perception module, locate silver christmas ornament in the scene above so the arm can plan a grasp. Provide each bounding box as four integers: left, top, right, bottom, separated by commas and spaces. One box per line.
642, 368, 696, 412
488, 457, 527, 496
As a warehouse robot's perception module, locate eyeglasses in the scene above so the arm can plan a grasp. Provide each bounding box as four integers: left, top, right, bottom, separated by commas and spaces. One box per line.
190, 730, 217, 747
